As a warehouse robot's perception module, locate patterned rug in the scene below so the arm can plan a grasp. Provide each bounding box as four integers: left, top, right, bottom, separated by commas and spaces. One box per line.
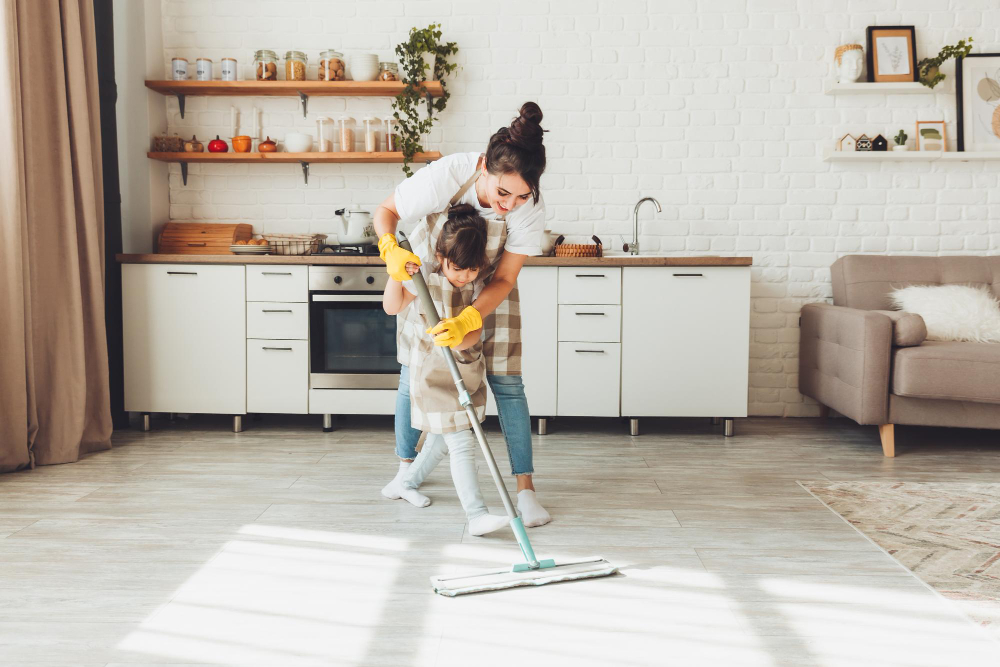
800, 481, 1000, 643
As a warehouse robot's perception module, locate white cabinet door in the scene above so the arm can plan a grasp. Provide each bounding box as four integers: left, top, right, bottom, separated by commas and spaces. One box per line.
246, 302, 309, 340
558, 305, 622, 343
247, 340, 308, 414
621, 267, 750, 417
486, 266, 557, 417
123, 264, 246, 414
557, 342, 621, 417
246, 265, 308, 302
558, 267, 621, 305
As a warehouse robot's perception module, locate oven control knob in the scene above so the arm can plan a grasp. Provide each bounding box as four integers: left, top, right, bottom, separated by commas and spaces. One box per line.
333, 276, 342, 284
366, 276, 375, 285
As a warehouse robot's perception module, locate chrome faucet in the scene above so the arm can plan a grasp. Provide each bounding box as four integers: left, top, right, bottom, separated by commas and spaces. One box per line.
626, 196, 661, 255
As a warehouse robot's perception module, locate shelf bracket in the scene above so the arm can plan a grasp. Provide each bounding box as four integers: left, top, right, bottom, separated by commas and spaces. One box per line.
180, 161, 188, 186
299, 160, 310, 185
298, 91, 309, 118
177, 94, 186, 119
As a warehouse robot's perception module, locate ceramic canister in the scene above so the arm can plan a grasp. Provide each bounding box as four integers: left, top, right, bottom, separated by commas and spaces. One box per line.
171, 57, 188, 81
196, 58, 213, 81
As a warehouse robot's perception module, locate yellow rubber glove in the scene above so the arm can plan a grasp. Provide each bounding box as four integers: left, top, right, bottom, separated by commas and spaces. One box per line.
378, 233, 421, 282
427, 306, 483, 348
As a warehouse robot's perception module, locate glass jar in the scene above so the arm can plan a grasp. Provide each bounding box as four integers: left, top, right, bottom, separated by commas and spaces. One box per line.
378, 62, 399, 82
284, 50, 307, 81
171, 57, 188, 81
337, 115, 356, 152
254, 49, 278, 81
220, 57, 237, 81
316, 117, 334, 152
362, 116, 380, 152
383, 117, 400, 152
195, 57, 212, 81
318, 50, 345, 81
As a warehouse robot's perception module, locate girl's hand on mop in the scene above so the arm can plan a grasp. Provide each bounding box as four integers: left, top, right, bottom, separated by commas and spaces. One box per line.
405, 262, 419, 276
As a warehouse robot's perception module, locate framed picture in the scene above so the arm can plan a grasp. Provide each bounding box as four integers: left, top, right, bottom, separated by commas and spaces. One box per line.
956, 53, 1000, 152
866, 26, 917, 82
916, 121, 947, 151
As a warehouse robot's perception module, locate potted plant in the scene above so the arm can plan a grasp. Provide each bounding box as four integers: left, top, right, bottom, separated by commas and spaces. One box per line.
893, 129, 908, 152
918, 37, 974, 89
392, 24, 459, 176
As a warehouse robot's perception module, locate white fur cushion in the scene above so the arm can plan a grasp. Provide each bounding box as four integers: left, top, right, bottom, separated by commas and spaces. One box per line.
890, 285, 1000, 344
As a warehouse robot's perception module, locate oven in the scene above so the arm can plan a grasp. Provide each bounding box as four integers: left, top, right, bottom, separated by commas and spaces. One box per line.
309, 266, 400, 389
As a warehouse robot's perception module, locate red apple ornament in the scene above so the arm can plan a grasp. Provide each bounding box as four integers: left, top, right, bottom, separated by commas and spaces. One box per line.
207, 135, 229, 153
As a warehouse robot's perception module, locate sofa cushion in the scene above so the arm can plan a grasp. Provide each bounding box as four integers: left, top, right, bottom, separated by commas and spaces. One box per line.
892, 340, 1000, 404
872, 310, 927, 347
889, 285, 1000, 344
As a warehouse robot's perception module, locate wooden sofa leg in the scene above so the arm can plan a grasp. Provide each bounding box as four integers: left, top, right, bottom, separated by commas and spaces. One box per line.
818, 404, 830, 418
878, 424, 895, 457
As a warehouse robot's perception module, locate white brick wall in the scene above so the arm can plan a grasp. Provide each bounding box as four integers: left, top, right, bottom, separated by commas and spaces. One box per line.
157, 0, 1000, 416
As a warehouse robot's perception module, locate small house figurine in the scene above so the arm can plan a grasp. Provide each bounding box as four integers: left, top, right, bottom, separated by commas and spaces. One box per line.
872, 134, 888, 151
838, 133, 857, 151
856, 134, 873, 151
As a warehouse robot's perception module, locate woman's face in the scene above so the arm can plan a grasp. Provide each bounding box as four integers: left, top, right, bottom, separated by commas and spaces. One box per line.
481, 170, 533, 216
437, 255, 480, 288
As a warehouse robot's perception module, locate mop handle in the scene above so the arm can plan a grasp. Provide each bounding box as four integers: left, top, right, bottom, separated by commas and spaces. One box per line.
396, 232, 520, 522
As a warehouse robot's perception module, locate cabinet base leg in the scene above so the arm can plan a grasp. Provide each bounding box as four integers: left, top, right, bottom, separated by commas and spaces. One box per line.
537, 418, 548, 436
323, 414, 333, 433
711, 417, 720, 425
141, 413, 151, 432
630, 418, 639, 437
233, 415, 243, 433
724, 418, 734, 437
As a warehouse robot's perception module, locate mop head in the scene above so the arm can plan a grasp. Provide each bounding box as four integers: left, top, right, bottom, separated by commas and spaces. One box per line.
431, 557, 618, 597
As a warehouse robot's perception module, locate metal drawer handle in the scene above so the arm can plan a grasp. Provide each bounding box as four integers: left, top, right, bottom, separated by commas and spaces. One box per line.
574, 274, 607, 278
262, 346, 293, 351
672, 273, 704, 277
575, 349, 606, 354
575, 312, 606, 316
261, 309, 293, 313
262, 272, 293, 276
167, 271, 197, 275
186, 242, 206, 247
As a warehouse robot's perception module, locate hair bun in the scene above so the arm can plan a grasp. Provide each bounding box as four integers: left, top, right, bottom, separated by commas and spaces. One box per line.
447, 203, 477, 220
508, 101, 544, 147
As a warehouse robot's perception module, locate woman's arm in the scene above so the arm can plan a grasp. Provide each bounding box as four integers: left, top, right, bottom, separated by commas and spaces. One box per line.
453, 328, 482, 352
472, 251, 527, 318
374, 193, 401, 239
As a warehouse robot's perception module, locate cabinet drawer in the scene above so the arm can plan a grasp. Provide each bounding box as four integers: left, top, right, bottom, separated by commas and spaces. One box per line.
247, 302, 308, 340
247, 339, 308, 414
558, 305, 621, 342
558, 267, 621, 305
557, 342, 620, 417
247, 265, 307, 303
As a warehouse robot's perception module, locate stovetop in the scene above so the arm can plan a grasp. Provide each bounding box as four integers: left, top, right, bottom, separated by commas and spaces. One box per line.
312, 244, 379, 256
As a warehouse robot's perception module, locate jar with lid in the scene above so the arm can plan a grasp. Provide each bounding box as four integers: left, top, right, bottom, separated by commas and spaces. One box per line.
195, 57, 213, 81
220, 57, 237, 81
378, 62, 399, 81
362, 116, 380, 152
383, 117, 401, 152
171, 57, 188, 80
337, 115, 356, 152
318, 50, 345, 81
284, 50, 307, 81
316, 117, 334, 152
254, 49, 278, 81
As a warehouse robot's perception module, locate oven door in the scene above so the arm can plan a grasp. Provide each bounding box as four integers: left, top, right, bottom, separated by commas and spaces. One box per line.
310, 292, 401, 389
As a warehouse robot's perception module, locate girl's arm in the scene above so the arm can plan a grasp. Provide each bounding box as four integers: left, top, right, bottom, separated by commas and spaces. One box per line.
453, 328, 482, 352
383, 262, 419, 314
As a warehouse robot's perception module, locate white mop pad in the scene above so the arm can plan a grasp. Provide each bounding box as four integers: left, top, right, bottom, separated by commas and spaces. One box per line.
431, 557, 618, 597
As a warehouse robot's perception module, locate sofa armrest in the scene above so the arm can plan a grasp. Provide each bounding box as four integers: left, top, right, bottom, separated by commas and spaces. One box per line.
871, 310, 927, 347
799, 303, 892, 425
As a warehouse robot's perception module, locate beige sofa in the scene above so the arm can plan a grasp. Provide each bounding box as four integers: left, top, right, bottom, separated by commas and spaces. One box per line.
799, 255, 1000, 457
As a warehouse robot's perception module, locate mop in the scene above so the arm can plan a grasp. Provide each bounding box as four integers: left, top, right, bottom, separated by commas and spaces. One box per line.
397, 232, 618, 596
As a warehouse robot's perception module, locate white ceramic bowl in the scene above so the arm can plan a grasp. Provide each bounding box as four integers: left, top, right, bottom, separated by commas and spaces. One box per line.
283, 132, 314, 153
349, 54, 380, 82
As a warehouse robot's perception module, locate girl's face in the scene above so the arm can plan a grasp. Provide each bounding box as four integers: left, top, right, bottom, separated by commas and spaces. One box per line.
436, 254, 480, 288
481, 170, 532, 217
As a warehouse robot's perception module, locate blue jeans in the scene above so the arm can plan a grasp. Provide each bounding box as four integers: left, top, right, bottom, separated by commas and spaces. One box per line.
395, 365, 534, 475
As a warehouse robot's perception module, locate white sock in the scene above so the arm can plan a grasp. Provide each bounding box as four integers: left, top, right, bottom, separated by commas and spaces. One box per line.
381, 461, 410, 500
399, 486, 431, 508
517, 490, 552, 527
468, 513, 510, 537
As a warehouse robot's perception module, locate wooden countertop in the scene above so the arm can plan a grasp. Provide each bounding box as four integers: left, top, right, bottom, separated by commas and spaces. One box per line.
116, 254, 752, 267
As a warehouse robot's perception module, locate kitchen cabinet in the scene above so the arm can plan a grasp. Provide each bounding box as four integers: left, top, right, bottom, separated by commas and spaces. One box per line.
122, 264, 246, 422
557, 342, 621, 417
246, 265, 308, 302
247, 339, 308, 414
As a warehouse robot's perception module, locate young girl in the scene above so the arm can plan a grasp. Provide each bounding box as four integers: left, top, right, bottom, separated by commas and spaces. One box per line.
382, 204, 511, 537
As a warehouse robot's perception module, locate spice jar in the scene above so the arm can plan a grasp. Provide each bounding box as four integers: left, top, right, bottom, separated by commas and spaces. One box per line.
362, 116, 380, 153
316, 117, 334, 152
378, 62, 399, 82
171, 57, 188, 80
254, 49, 278, 81
284, 50, 307, 81
221, 57, 237, 81
318, 50, 345, 81
337, 115, 356, 152
383, 117, 401, 152
195, 58, 212, 81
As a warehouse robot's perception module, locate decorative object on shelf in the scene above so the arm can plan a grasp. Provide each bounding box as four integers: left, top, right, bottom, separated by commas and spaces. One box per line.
918, 37, 973, 89
916, 120, 947, 151
349, 54, 380, 82
393, 23, 458, 176
207, 135, 229, 153
258, 136, 277, 153
379, 62, 399, 81
866, 26, 917, 83
894, 129, 908, 151
195, 57, 212, 81
171, 57, 188, 81
856, 133, 873, 151
254, 49, 278, 81
837, 133, 857, 151
285, 50, 307, 81
283, 132, 313, 153
334, 206, 377, 245
231, 136, 252, 153
318, 50, 345, 81
956, 53, 1000, 153
221, 57, 237, 81
183, 135, 204, 153
554, 235, 603, 258
872, 134, 888, 151
834, 44, 864, 83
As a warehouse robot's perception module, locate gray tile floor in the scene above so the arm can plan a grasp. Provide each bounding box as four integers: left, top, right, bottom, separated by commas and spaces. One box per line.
2, 415, 999, 666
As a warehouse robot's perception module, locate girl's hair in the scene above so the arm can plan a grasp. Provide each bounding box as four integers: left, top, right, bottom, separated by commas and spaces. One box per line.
484, 101, 546, 202
436, 204, 489, 272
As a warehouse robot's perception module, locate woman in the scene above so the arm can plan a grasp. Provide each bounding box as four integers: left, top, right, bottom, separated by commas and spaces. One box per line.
374, 102, 551, 528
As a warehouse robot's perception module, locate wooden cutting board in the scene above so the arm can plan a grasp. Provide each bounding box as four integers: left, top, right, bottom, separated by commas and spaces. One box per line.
158, 222, 253, 254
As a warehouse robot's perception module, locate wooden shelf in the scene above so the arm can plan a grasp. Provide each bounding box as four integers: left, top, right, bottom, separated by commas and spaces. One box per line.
148, 151, 442, 164
823, 81, 933, 95
823, 149, 1000, 162
145, 80, 443, 97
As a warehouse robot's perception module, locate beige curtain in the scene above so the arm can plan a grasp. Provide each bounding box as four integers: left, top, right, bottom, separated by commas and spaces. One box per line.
0, 0, 112, 472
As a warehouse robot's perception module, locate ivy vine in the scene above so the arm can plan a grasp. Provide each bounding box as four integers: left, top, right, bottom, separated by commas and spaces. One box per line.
918, 37, 974, 89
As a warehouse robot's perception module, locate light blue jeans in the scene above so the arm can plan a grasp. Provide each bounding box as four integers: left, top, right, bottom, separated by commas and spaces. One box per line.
395, 365, 534, 475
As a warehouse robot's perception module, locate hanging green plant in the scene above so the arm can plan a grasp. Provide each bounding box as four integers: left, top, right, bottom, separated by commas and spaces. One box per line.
918, 37, 974, 89
393, 24, 459, 177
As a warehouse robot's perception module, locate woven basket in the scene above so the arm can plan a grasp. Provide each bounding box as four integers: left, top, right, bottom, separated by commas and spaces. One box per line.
553, 235, 603, 258
260, 233, 326, 256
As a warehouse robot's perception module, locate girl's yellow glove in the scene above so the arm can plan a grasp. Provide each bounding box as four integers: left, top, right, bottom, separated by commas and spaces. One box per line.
427, 306, 482, 348
378, 233, 421, 282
